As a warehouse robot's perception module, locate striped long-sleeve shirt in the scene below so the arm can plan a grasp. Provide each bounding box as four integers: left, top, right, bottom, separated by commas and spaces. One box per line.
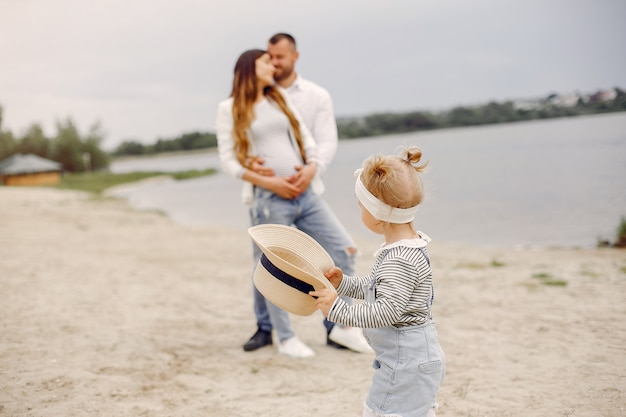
328, 234, 434, 328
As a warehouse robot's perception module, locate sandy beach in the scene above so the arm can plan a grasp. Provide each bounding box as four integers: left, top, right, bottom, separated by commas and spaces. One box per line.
1, 186, 625, 417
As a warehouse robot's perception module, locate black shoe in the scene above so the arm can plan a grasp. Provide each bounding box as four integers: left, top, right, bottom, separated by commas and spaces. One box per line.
326, 334, 348, 350
243, 329, 272, 352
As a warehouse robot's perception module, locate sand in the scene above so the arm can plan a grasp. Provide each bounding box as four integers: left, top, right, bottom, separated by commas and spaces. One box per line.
1, 186, 625, 416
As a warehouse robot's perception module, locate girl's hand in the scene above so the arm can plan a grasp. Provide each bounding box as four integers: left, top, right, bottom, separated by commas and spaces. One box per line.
324, 266, 343, 289
309, 288, 337, 317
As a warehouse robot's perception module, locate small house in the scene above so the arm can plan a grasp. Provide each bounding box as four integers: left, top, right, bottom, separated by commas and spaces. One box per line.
0, 153, 63, 186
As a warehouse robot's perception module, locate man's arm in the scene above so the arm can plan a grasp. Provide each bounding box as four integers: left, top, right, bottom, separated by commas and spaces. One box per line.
310, 90, 338, 176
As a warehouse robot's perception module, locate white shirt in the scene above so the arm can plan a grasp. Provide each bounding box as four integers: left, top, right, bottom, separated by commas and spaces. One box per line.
283, 75, 338, 176
248, 99, 309, 177
215, 88, 323, 204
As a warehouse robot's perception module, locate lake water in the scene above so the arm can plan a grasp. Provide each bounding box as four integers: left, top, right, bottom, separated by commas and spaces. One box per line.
109, 112, 626, 248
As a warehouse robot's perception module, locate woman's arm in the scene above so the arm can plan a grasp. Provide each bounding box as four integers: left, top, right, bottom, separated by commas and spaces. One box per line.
241, 168, 303, 200
216, 98, 245, 179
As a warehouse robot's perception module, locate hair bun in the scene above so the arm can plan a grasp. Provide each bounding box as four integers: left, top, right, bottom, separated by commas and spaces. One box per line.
396, 146, 427, 173
404, 146, 422, 164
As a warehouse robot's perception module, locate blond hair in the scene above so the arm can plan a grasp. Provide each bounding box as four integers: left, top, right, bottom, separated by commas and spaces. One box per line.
360, 146, 428, 210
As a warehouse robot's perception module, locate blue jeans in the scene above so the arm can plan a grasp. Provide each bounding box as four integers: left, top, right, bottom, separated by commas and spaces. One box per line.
250, 187, 356, 342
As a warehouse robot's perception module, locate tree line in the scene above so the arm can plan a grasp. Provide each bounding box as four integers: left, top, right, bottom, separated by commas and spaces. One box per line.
0, 109, 110, 172
0, 104, 216, 171
2, 87, 624, 170
111, 86, 625, 154
112, 132, 217, 157
336, 87, 626, 138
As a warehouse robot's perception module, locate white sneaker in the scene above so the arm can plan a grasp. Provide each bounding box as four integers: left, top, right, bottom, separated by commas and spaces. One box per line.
278, 336, 315, 358
328, 326, 374, 353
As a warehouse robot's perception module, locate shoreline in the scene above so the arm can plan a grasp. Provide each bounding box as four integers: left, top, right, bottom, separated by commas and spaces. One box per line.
103, 180, 615, 252
110, 147, 218, 163
1, 186, 625, 416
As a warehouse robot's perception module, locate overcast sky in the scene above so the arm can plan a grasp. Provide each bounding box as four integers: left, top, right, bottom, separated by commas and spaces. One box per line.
1, 0, 625, 150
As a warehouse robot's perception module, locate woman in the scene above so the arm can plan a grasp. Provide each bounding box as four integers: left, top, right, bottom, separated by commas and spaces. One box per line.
216, 49, 347, 358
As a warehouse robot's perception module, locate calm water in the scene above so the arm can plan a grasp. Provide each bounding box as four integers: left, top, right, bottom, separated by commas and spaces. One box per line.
109, 112, 626, 248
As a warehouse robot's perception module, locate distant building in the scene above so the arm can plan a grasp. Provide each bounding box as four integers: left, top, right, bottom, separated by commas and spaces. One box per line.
0, 153, 63, 186
589, 88, 618, 104
546, 93, 581, 107
512, 99, 543, 111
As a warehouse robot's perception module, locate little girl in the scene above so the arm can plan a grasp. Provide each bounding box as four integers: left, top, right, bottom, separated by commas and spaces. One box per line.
310, 147, 445, 417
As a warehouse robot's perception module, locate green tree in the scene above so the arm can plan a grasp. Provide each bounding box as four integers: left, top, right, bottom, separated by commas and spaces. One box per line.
15, 124, 50, 157
0, 105, 17, 159
113, 140, 146, 156
446, 106, 479, 127
478, 101, 518, 124
611, 87, 626, 110
83, 122, 110, 171
113, 131, 218, 157
0, 131, 16, 160
52, 118, 87, 172
153, 138, 181, 153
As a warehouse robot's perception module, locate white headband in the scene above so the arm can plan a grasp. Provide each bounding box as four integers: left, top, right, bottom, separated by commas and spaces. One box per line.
354, 168, 418, 224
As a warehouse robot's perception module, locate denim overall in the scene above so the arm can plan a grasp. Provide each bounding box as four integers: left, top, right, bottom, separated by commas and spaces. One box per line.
363, 249, 445, 417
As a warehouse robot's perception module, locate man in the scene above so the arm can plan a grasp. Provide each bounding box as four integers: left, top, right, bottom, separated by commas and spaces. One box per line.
242, 32, 371, 354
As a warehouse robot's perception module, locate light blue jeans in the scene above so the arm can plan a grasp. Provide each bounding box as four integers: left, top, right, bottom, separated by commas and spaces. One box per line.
250, 186, 356, 342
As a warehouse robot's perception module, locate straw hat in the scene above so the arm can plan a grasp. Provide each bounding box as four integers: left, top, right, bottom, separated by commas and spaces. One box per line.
248, 224, 337, 316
